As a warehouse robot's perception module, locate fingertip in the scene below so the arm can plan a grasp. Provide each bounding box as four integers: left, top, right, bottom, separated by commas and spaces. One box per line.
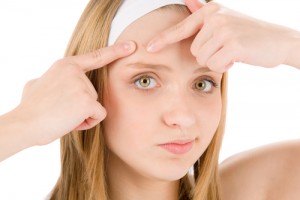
147, 40, 158, 53
185, 0, 205, 13
147, 37, 166, 53
122, 40, 136, 53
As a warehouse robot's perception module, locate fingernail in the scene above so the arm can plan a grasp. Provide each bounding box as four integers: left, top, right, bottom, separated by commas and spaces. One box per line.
147, 41, 156, 52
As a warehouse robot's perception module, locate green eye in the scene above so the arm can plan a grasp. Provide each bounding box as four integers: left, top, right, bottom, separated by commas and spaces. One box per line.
195, 80, 206, 90
139, 77, 151, 87
134, 75, 157, 89
195, 79, 214, 92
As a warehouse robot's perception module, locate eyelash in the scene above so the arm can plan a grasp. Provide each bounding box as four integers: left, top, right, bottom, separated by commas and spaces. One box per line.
133, 73, 219, 94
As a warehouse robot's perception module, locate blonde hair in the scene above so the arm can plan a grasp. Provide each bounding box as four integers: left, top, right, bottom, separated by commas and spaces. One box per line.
49, 0, 227, 199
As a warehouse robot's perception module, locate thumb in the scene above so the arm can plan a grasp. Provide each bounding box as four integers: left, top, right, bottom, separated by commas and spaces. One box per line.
185, 0, 205, 13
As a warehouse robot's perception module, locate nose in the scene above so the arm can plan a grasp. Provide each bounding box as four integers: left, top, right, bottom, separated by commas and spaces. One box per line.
162, 96, 196, 129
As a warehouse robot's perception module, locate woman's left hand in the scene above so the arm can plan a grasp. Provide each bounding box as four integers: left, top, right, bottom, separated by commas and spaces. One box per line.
147, 0, 300, 73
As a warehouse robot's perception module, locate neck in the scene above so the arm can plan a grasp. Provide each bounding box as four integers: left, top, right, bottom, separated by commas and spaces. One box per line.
106, 153, 180, 200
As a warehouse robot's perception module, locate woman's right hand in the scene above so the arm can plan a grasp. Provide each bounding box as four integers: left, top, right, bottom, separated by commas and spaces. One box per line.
13, 41, 136, 147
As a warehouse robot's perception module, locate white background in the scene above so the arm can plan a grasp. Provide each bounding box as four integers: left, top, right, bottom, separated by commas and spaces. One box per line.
0, 0, 299, 199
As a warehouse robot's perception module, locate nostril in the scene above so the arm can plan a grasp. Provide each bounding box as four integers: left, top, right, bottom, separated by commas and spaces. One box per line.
171, 124, 179, 128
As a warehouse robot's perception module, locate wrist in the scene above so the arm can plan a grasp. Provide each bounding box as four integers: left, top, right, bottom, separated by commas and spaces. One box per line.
0, 107, 34, 149
0, 107, 36, 160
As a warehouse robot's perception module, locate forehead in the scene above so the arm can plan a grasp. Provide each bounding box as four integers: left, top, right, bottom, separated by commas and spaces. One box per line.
110, 6, 199, 70
115, 7, 189, 45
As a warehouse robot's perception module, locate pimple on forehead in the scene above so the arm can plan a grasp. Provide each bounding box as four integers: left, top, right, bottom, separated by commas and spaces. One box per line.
135, 41, 148, 52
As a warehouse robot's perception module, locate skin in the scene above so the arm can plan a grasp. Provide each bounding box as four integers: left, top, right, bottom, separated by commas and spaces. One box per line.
103, 8, 222, 200
147, 0, 300, 199
220, 140, 300, 200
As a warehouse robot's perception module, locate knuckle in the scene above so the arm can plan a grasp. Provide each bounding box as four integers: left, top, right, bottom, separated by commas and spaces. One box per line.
92, 90, 99, 100
213, 27, 228, 42
210, 14, 227, 26
201, 3, 219, 21
52, 58, 80, 75
223, 22, 236, 33
190, 44, 197, 57
24, 79, 37, 89
67, 80, 85, 97
77, 80, 89, 93
52, 58, 66, 69
207, 57, 227, 73
228, 39, 241, 51
92, 49, 105, 64
85, 86, 98, 100
61, 62, 82, 77
196, 56, 206, 67
213, 23, 235, 42
80, 91, 93, 106
206, 2, 222, 12
206, 59, 219, 72
92, 102, 105, 116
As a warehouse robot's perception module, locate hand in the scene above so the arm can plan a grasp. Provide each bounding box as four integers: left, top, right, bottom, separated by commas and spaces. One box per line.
15, 41, 136, 146
147, 0, 300, 73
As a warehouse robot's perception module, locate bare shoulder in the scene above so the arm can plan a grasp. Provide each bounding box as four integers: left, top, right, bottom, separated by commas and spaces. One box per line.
219, 139, 300, 200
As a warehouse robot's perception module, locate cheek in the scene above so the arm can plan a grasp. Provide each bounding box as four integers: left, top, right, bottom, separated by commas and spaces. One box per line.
190, 94, 222, 161
195, 94, 223, 139
102, 87, 158, 148
203, 97, 222, 128
104, 92, 156, 127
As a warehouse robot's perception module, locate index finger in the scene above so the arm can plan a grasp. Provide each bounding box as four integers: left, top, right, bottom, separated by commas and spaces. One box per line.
146, 10, 205, 53
71, 41, 136, 72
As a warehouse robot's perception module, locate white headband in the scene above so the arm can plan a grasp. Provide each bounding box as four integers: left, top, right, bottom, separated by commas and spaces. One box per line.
108, 0, 187, 45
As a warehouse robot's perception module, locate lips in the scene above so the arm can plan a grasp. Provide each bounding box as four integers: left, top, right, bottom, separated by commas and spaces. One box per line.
158, 139, 194, 155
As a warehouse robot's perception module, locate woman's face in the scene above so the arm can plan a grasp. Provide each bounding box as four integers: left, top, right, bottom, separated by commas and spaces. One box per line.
103, 7, 223, 181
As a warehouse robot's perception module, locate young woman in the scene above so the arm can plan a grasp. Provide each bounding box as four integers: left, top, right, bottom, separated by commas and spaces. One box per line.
0, 0, 299, 199
49, 0, 227, 199
47, 0, 299, 199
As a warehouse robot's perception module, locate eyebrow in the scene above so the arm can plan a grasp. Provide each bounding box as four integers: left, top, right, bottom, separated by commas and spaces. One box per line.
126, 62, 212, 74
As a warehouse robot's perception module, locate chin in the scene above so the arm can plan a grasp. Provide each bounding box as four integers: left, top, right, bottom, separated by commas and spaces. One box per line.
146, 165, 191, 182
143, 157, 198, 182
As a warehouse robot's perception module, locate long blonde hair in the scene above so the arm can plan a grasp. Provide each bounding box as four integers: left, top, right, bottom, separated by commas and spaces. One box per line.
49, 0, 226, 199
